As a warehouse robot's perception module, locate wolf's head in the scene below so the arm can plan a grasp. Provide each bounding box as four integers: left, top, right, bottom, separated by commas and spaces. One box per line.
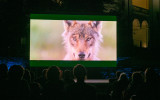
62, 20, 103, 60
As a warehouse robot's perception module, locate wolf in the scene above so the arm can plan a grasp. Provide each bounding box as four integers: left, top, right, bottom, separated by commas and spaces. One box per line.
62, 20, 103, 60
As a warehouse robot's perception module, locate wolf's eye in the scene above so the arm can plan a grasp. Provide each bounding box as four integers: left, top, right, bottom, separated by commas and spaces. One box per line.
86, 37, 92, 41
73, 37, 77, 41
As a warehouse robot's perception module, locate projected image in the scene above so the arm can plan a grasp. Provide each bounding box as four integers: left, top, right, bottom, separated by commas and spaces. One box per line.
30, 20, 116, 61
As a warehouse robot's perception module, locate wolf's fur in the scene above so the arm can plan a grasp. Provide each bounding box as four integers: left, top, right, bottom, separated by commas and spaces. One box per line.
62, 20, 103, 60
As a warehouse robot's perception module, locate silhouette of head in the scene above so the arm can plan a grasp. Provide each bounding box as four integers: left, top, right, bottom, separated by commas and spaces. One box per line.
132, 72, 143, 83
73, 64, 87, 81
116, 71, 122, 79
144, 67, 158, 83
42, 69, 48, 79
8, 65, 24, 80
0, 64, 8, 79
46, 66, 61, 81
23, 69, 31, 83
118, 72, 128, 81
64, 70, 73, 80
130, 95, 137, 100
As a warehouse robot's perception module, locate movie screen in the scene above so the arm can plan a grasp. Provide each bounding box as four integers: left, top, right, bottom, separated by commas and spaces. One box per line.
30, 14, 117, 67
30, 20, 116, 61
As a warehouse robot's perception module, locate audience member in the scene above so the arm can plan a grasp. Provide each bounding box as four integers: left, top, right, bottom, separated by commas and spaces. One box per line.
111, 72, 129, 100
63, 70, 75, 89
0, 64, 8, 80
7, 65, 30, 99
109, 71, 122, 83
144, 68, 160, 100
124, 72, 145, 100
108, 71, 122, 96
30, 82, 42, 99
27, 69, 43, 99
116, 71, 122, 79
23, 69, 31, 84
66, 64, 96, 100
42, 66, 65, 100
0, 64, 8, 97
36, 68, 48, 87
30, 70, 36, 83
130, 95, 137, 100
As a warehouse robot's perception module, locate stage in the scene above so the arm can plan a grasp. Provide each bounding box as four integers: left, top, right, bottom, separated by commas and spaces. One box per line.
74, 79, 109, 84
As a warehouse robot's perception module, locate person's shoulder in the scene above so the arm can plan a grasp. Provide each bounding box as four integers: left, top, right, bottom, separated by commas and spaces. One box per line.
19, 79, 30, 87
20, 79, 28, 83
66, 82, 77, 90
67, 82, 76, 87
85, 83, 96, 90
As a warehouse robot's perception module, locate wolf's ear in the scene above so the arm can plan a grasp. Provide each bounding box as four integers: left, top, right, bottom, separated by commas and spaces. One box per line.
63, 20, 72, 30
63, 20, 77, 30
93, 21, 102, 33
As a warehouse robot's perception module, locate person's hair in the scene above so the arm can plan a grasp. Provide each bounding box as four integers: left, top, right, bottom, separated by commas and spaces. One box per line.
118, 72, 128, 81
73, 64, 87, 80
42, 69, 48, 79
64, 70, 72, 80
144, 67, 158, 83
23, 69, 31, 83
46, 66, 61, 81
132, 72, 143, 83
130, 95, 137, 100
8, 65, 24, 80
116, 71, 122, 79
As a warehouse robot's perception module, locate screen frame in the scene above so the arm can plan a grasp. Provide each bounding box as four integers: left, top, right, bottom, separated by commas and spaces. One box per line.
30, 14, 117, 67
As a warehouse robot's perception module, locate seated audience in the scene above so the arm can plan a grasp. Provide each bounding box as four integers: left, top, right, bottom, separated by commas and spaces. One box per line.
66, 64, 96, 100
1, 63, 160, 100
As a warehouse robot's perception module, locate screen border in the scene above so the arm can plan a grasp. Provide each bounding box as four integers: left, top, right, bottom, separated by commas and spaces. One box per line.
30, 14, 117, 67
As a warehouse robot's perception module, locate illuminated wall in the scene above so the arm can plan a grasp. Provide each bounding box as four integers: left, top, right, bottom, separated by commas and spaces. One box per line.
132, 19, 149, 48
132, 0, 149, 9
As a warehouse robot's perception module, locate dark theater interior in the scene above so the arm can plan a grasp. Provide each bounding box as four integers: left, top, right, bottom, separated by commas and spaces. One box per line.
0, 0, 160, 100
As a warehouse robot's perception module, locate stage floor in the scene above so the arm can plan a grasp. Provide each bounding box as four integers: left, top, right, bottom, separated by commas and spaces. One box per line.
74, 79, 109, 83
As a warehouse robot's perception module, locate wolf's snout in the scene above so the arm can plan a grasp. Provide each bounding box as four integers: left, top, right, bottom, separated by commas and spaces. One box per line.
78, 52, 85, 59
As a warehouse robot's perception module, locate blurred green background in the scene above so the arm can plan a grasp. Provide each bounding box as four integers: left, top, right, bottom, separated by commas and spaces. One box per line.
30, 20, 116, 60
